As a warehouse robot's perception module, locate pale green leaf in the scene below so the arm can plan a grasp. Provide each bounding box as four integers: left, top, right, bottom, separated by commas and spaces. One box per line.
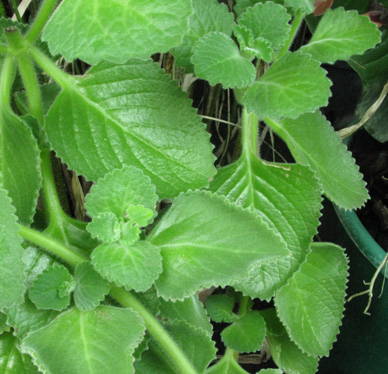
74, 262, 110, 311
237, 2, 291, 50
267, 111, 369, 209
45, 60, 216, 198
148, 191, 289, 300
205, 294, 236, 323
234, 0, 260, 17
28, 264, 75, 311
206, 349, 250, 373
0, 109, 41, 225
0, 312, 9, 334
284, 0, 314, 13
192, 32, 256, 88
134, 320, 216, 374
0, 332, 40, 374
221, 311, 266, 353
43, 0, 193, 64
301, 8, 381, 64
22, 306, 145, 374
209, 157, 322, 300
86, 212, 121, 243
0, 188, 25, 309
257, 370, 283, 374
275, 243, 349, 357
91, 241, 162, 292
242, 52, 331, 120
171, 0, 234, 73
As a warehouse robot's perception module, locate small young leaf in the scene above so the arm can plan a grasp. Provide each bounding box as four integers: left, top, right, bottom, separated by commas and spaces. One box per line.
301, 8, 381, 64
284, 0, 314, 14
171, 0, 234, 73
29, 264, 75, 311
257, 370, 283, 374
267, 112, 369, 209
237, 2, 291, 51
205, 294, 236, 323
86, 212, 121, 243
0, 188, 25, 309
22, 306, 146, 374
43, 0, 193, 64
91, 241, 162, 293
234, 0, 259, 17
221, 311, 266, 353
242, 52, 331, 120
206, 349, 250, 373
275, 243, 349, 357
74, 262, 110, 311
192, 32, 256, 88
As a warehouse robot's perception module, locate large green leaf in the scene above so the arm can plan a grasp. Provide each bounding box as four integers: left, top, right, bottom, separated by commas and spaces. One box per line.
301, 8, 381, 64
147, 191, 289, 300
22, 306, 146, 374
242, 52, 331, 120
171, 0, 234, 73
0, 109, 41, 225
45, 60, 216, 198
42, 0, 192, 64
209, 157, 322, 300
192, 32, 256, 88
0, 188, 25, 310
275, 243, 348, 357
267, 112, 369, 209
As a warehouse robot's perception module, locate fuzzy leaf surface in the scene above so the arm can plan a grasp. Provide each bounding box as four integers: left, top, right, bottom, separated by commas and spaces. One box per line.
92, 241, 162, 292
269, 111, 369, 209
45, 60, 215, 198
42, 0, 192, 64
242, 52, 331, 120
205, 294, 236, 323
275, 243, 349, 357
237, 2, 291, 50
210, 157, 322, 300
0, 109, 41, 224
74, 262, 110, 311
192, 32, 256, 88
284, 0, 314, 13
206, 350, 250, 373
301, 8, 381, 63
22, 306, 145, 374
0, 188, 25, 309
257, 370, 283, 374
171, 0, 234, 73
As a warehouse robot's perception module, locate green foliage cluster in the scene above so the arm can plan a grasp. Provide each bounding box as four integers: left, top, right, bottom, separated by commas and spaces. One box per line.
0, 0, 381, 373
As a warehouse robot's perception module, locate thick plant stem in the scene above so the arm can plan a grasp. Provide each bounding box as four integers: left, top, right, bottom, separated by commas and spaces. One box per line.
0, 55, 14, 108
26, 0, 58, 44
241, 107, 259, 158
0, 44, 9, 54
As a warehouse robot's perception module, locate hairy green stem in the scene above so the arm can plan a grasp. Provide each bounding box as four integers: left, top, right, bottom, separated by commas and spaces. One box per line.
241, 107, 259, 158
26, 0, 58, 44
10, 0, 22, 22
0, 55, 14, 108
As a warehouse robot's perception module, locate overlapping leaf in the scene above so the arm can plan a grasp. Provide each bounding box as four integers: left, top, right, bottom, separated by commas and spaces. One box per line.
284, 0, 314, 13
148, 190, 289, 300
210, 157, 322, 300
43, 0, 193, 64
205, 294, 236, 323
171, 0, 234, 73
275, 243, 348, 357
242, 52, 331, 120
22, 306, 146, 374
192, 32, 256, 88
45, 60, 216, 198
301, 8, 381, 64
267, 111, 369, 209
206, 349, 250, 373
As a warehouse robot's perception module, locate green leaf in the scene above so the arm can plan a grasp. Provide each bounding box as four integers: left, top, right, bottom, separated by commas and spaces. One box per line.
205, 294, 236, 323
0, 332, 40, 374
209, 157, 322, 300
242, 52, 331, 120
284, 0, 314, 13
87, 212, 121, 243
192, 32, 256, 88
74, 262, 110, 311
171, 0, 234, 73
134, 320, 216, 374
221, 311, 266, 353
0, 188, 25, 309
0, 109, 41, 225
22, 306, 146, 374
237, 2, 291, 51
28, 264, 75, 311
42, 0, 192, 64
257, 369, 283, 374
91, 241, 163, 293
301, 8, 381, 64
206, 349, 250, 374
275, 243, 349, 357
234, 0, 260, 17
159, 295, 213, 337
267, 111, 369, 209
148, 191, 289, 300
45, 60, 216, 198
